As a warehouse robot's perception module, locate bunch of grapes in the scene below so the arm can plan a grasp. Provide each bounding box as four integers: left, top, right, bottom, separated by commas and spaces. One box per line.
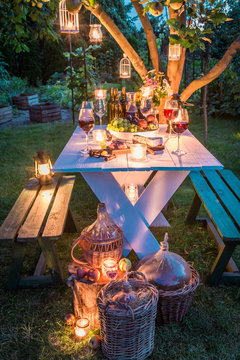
107, 118, 139, 133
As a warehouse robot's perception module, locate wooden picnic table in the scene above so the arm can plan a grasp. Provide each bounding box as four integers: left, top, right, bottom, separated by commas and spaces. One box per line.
53, 125, 223, 260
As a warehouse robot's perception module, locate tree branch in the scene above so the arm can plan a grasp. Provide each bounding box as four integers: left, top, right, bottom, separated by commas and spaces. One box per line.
130, 0, 160, 73
85, 3, 148, 80
181, 35, 240, 102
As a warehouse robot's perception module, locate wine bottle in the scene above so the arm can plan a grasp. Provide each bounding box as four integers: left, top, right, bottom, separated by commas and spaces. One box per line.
107, 88, 115, 123
120, 87, 128, 118
113, 89, 121, 119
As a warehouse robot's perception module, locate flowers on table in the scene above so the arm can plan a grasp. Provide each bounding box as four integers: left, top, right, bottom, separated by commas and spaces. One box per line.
141, 70, 172, 107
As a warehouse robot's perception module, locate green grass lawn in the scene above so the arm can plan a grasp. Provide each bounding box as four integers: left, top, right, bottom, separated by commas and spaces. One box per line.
0, 116, 240, 360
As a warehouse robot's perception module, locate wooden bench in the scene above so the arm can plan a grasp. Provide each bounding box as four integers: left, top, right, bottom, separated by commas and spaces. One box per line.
0, 175, 76, 289
186, 169, 240, 285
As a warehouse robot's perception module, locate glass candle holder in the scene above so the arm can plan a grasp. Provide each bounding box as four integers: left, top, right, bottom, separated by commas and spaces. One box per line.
75, 318, 90, 340
102, 258, 118, 281
125, 184, 138, 205
92, 129, 106, 143
130, 144, 147, 161
95, 89, 107, 100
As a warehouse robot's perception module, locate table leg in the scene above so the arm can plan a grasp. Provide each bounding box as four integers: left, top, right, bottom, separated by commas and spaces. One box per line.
136, 170, 189, 227
81, 171, 160, 258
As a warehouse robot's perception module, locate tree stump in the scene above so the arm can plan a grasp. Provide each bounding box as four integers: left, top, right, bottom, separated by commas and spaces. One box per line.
68, 261, 124, 329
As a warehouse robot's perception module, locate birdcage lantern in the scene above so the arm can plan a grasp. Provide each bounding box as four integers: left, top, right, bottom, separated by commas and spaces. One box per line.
168, 44, 181, 61
59, 0, 79, 34
120, 53, 131, 79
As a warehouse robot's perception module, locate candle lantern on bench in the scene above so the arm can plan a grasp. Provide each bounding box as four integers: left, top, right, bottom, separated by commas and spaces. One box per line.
71, 203, 123, 268
34, 151, 53, 185
137, 233, 200, 324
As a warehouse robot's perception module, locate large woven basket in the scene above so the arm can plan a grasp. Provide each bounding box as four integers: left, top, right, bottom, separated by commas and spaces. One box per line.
156, 265, 200, 325
97, 271, 159, 360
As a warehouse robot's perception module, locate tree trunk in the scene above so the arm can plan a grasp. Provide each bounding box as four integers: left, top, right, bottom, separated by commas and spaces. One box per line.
131, 0, 160, 73
167, 7, 186, 94
203, 42, 210, 146
86, 3, 148, 80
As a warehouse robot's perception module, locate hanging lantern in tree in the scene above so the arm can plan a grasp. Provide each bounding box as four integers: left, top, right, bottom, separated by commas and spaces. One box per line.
34, 151, 53, 185
89, 24, 103, 42
120, 53, 131, 79
168, 44, 181, 61
59, 0, 79, 34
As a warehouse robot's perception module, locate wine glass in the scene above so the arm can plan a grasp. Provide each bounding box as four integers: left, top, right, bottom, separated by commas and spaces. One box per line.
95, 99, 106, 127
171, 108, 189, 155
164, 99, 179, 138
140, 97, 153, 118
78, 106, 95, 154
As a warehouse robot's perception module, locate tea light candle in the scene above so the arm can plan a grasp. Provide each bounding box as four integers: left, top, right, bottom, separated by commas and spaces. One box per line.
75, 318, 90, 340
102, 258, 118, 281
130, 143, 147, 161
92, 129, 106, 143
95, 89, 107, 99
125, 184, 138, 205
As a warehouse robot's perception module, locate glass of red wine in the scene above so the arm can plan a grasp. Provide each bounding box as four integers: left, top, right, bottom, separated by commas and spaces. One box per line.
171, 108, 189, 155
78, 105, 95, 154
164, 99, 179, 138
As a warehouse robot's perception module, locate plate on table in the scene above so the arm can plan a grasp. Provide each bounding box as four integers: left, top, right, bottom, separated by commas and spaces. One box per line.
109, 129, 159, 141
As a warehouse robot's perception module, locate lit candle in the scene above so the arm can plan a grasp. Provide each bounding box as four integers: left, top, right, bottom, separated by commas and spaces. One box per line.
67, 21, 73, 29
102, 258, 118, 281
92, 129, 106, 143
130, 144, 147, 161
95, 89, 107, 99
38, 163, 50, 176
125, 184, 138, 205
75, 318, 90, 340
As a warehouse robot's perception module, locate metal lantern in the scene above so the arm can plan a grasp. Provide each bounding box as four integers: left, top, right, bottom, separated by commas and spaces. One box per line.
89, 24, 103, 42
120, 53, 131, 79
168, 44, 181, 61
34, 151, 53, 185
59, 0, 79, 34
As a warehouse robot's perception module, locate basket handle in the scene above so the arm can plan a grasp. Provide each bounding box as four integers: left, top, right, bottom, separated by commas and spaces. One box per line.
71, 236, 84, 264
126, 271, 148, 283
104, 301, 135, 320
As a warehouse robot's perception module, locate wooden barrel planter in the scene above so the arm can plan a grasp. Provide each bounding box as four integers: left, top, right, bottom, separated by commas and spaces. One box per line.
0, 105, 13, 124
29, 103, 61, 123
12, 93, 39, 110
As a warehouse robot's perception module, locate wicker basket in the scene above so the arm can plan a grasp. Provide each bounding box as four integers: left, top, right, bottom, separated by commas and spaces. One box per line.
156, 266, 200, 325
97, 271, 159, 360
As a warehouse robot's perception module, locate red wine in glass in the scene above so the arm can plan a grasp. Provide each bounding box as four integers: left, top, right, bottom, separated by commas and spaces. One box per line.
78, 118, 94, 134
171, 121, 188, 134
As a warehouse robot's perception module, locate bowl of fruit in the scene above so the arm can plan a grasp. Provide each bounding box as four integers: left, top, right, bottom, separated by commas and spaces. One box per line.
107, 114, 159, 141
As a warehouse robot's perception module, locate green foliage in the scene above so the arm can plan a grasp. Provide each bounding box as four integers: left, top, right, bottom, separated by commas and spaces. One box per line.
0, 0, 59, 53
207, 64, 240, 118
0, 75, 35, 106
64, 44, 98, 110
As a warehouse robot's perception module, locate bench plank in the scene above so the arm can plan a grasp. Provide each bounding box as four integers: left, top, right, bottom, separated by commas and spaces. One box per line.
17, 177, 59, 242
189, 171, 240, 242
218, 169, 240, 201
0, 178, 40, 241
203, 170, 240, 228
42, 176, 76, 240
